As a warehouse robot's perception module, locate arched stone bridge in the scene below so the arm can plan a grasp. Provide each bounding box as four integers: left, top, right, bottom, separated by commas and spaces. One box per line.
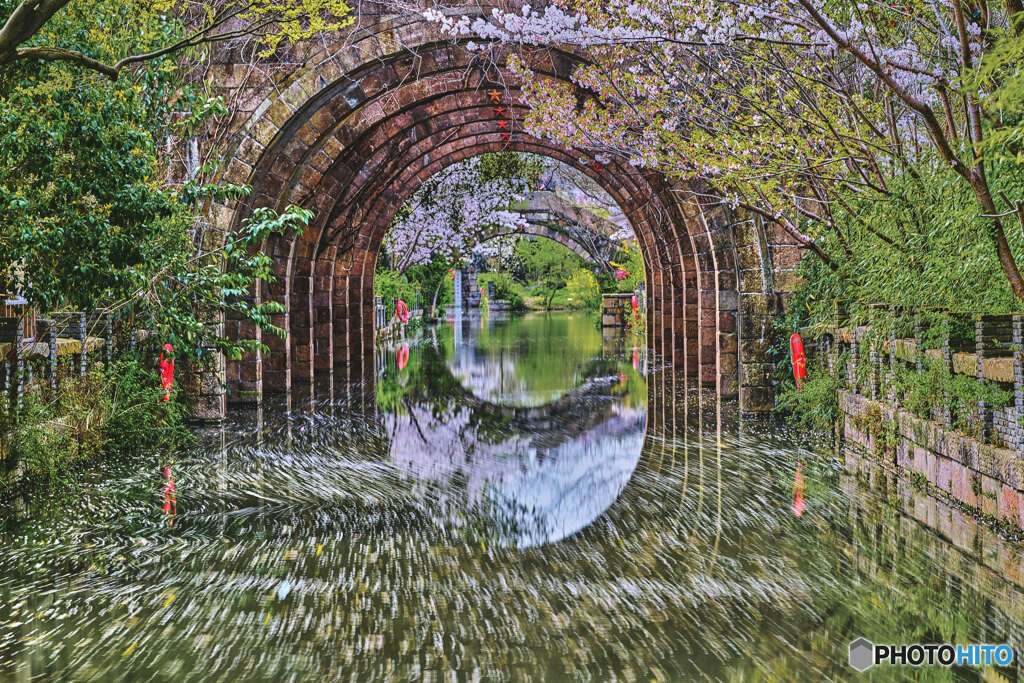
476, 191, 625, 271
193, 1, 803, 418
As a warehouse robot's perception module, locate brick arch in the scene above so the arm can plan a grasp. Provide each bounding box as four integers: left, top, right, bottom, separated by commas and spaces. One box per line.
206, 13, 787, 414
324, 136, 690, 386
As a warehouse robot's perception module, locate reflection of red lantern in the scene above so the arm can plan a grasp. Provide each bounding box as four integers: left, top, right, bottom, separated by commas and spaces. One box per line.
162, 466, 177, 524
614, 269, 629, 281
397, 344, 410, 370
790, 333, 807, 388
395, 299, 409, 323
632, 347, 639, 370
792, 460, 806, 517
159, 344, 174, 402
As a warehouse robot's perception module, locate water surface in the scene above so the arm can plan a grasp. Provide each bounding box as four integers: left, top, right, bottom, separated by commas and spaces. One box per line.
1, 311, 1023, 681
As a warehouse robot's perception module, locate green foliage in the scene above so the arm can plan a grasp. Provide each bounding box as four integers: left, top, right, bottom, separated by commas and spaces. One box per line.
476, 151, 544, 186
967, 12, 1024, 164
2, 359, 191, 495
0, 1, 183, 310
774, 368, 841, 435
406, 255, 454, 312
0, 0, 314, 362
513, 238, 585, 309
789, 158, 1024, 331
606, 244, 644, 293
890, 359, 1012, 440
374, 268, 421, 311
477, 272, 525, 311
144, 204, 312, 362
565, 268, 601, 309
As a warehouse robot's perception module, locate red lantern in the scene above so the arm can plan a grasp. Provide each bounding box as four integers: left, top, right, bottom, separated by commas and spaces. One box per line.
790, 333, 807, 388
395, 299, 410, 323
159, 343, 174, 402
631, 294, 638, 314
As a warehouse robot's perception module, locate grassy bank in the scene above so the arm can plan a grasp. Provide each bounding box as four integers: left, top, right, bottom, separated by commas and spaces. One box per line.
1, 358, 191, 514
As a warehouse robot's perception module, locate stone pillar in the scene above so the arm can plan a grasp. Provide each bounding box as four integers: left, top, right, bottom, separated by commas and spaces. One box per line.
823, 335, 834, 377
941, 317, 952, 426
184, 310, 227, 422
37, 319, 57, 392
103, 313, 113, 369
976, 316, 991, 442
68, 311, 87, 377
461, 265, 480, 309
888, 321, 897, 403
869, 341, 879, 401
849, 327, 859, 393
453, 269, 463, 313
1, 317, 22, 414
487, 281, 496, 300
913, 315, 923, 373
1014, 314, 1024, 458
184, 353, 227, 423
601, 293, 633, 327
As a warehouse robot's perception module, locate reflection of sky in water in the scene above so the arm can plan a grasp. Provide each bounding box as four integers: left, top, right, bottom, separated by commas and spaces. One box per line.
485, 410, 645, 546
385, 401, 646, 547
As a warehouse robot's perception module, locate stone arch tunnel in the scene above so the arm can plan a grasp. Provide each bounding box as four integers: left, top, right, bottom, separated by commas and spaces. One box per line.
195, 3, 802, 419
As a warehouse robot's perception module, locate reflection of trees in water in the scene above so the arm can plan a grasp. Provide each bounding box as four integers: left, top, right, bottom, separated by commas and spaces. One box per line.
5, 367, 1024, 681
446, 312, 607, 407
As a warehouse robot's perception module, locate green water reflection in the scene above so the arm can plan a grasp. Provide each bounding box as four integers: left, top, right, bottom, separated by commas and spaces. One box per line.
0, 313, 1022, 681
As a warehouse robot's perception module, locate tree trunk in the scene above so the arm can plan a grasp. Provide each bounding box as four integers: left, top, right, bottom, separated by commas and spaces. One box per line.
969, 173, 1024, 302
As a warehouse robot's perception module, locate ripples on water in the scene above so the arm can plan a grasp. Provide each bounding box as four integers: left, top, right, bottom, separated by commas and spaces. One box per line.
2, 312, 1023, 681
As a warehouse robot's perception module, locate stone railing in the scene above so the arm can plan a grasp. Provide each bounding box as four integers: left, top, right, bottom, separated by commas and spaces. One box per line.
810, 306, 1024, 529
1, 310, 145, 418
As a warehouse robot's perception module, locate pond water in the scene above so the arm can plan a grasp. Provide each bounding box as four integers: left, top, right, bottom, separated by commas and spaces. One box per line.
2, 311, 1024, 681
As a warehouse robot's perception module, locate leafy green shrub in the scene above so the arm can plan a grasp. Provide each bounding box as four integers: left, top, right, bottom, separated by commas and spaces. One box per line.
3, 359, 191, 493
478, 272, 525, 310
607, 244, 644, 293
895, 360, 1012, 439
565, 268, 601, 309
374, 269, 421, 310
775, 367, 842, 435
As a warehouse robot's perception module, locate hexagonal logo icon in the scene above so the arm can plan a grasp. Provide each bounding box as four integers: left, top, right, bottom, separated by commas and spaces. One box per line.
849, 637, 875, 672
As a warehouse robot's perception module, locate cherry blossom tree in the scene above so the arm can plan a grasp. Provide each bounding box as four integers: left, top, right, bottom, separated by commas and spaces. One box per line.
424, 0, 1024, 299
383, 154, 534, 271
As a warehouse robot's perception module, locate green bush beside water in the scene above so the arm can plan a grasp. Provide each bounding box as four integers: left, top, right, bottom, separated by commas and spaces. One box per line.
1, 358, 191, 501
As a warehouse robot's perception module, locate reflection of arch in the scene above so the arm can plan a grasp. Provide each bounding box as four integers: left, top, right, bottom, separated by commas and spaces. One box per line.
201, 7, 800, 417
